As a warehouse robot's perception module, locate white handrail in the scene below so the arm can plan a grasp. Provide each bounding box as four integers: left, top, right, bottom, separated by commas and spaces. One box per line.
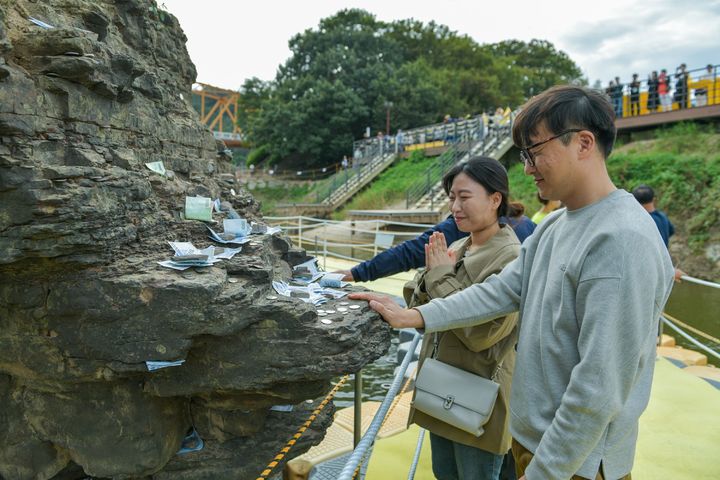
338, 333, 422, 480
265, 215, 435, 229
661, 316, 720, 361
407, 428, 426, 480
680, 275, 720, 289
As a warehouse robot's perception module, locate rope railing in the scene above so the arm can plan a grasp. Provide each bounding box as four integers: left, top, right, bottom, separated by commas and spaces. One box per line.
255, 374, 350, 480
337, 333, 422, 480
663, 312, 720, 345
661, 316, 720, 361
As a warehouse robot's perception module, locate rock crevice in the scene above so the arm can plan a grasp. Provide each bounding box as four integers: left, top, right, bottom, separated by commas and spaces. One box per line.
0, 2, 390, 478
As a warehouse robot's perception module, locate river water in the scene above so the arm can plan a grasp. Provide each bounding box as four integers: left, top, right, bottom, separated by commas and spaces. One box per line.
334, 280, 719, 409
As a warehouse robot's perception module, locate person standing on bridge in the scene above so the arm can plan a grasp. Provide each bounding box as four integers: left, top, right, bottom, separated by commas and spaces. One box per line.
659, 69, 672, 112
647, 71, 659, 112
629, 74, 641, 116
632, 184, 686, 282
350, 85, 675, 480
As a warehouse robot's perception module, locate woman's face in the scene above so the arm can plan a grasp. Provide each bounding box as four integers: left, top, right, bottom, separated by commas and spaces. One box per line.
448, 172, 501, 233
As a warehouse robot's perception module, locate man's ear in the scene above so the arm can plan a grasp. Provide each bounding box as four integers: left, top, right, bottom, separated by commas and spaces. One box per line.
577, 130, 596, 159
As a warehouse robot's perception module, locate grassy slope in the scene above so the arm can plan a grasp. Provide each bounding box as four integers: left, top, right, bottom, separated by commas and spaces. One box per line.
508, 123, 720, 280
333, 153, 438, 217
252, 123, 719, 278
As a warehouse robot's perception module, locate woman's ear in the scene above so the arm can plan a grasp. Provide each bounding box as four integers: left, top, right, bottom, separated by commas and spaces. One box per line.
491, 191, 502, 210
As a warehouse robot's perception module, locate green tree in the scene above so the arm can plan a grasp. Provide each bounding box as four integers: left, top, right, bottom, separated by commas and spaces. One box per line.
483, 39, 585, 97
243, 11, 585, 169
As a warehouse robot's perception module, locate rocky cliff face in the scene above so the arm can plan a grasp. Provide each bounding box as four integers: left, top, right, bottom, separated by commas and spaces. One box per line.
0, 1, 391, 478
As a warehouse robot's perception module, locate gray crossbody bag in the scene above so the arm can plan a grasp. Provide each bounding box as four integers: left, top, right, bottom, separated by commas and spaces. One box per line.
412, 333, 508, 437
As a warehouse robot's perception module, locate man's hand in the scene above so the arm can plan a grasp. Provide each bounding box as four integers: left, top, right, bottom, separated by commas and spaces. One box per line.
332, 269, 355, 282
348, 292, 425, 329
425, 231, 456, 270
673, 267, 686, 283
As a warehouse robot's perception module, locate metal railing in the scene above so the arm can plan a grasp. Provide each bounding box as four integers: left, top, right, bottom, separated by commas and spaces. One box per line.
662, 316, 720, 361
403, 120, 515, 210
337, 333, 422, 480
352, 115, 489, 161
680, 275, 720, 289
404, 145, 465, 209
601, 63, 719, 117
264, 215, 434, 265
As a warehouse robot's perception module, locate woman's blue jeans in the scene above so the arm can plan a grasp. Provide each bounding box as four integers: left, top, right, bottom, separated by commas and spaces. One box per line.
429, 432, 503, 480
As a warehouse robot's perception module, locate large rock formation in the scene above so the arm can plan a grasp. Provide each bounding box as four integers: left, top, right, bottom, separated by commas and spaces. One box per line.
0, 1, 391, 478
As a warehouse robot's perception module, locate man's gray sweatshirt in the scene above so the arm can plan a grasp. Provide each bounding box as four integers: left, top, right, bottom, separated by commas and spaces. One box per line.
416, 190, 674, 479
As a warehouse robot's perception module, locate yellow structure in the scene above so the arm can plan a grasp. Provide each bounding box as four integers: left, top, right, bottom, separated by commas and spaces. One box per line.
191, 82, 243, 144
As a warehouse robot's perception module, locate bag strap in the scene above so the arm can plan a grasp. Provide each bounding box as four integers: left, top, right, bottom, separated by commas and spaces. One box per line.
433, 327, 518, 381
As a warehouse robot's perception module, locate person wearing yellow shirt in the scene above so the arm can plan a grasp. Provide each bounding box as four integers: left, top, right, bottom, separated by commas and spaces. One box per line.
530, 193, 561, 224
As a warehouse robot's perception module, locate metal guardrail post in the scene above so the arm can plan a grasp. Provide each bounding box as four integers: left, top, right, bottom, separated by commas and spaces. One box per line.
323, 238, 328, 270
298, 217, 303, 249
353, 371, 363, 447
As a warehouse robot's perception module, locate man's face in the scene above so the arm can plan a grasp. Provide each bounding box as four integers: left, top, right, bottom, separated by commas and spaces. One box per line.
523, 124, 578, 202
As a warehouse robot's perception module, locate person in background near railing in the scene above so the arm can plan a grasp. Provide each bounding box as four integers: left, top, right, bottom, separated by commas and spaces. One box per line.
333, 206, 535, 283
395, 129, 405, 153
612, 76, 624, 117
659, 68, 672, 112
647, 71, 659, 112
695, 64, 714, 107
493, 108, 504, 131
405, 157, 520, 480
631, 184, 686, 282
530, 193, 560, 224
350, 85, 675, 480
629, 74, 641, 116
341, 155, 349, 170
505, 202, 536, 241
674, 63, 689, 109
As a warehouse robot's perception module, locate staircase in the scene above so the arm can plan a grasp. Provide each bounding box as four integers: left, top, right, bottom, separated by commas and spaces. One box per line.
408, 126, 515, 212
275, 151, 396, 215
322, 152, 396, 207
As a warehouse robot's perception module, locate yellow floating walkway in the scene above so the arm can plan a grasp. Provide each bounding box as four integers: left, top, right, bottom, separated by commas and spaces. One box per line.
308, 257, 720, 479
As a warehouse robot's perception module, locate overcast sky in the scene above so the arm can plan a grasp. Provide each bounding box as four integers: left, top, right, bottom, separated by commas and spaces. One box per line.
162, 0, 719, 91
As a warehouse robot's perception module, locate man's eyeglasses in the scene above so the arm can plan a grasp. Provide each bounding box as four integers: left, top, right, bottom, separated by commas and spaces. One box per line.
519, 129, 583, 167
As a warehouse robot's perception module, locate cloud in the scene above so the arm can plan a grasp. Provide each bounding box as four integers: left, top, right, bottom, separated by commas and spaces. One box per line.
559, 3, 720, 83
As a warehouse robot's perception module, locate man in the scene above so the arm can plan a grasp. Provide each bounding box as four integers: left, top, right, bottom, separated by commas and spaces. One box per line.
631, 184, 685, 281
351, 85, 675, 479
612, 76, 624, 117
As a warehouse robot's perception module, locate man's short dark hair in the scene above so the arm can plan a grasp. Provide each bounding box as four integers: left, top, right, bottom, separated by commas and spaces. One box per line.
632, 184, 655, 204
512, 85, 617, 159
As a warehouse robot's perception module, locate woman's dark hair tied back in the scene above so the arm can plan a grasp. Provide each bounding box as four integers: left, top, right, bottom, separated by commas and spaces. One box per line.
442, 156, 509, 218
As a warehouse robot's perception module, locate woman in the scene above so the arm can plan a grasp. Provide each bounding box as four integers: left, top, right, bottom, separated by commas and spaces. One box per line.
658, 69, 672, 112
405, 156, 520, 480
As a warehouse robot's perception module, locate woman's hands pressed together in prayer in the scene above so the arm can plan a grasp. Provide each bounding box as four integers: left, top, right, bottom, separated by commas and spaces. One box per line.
424, 232, 455, 270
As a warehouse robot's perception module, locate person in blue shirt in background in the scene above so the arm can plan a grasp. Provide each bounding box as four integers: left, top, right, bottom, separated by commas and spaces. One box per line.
336, 205, 535, 282
632, 184, 685, 281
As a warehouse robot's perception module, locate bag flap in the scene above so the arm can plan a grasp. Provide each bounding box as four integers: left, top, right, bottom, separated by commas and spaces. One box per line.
415, 358, 499, 415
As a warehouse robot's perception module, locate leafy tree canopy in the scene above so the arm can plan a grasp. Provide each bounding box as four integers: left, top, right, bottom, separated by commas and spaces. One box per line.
242, 9, 584, 168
